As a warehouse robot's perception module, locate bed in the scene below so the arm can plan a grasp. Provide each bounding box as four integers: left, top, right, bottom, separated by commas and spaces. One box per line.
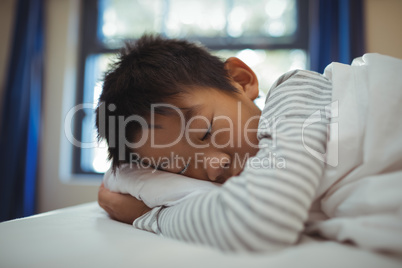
0, 202, 400, 268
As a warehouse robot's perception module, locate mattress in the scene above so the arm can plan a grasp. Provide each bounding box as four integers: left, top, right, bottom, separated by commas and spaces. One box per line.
0, 202, 400, 268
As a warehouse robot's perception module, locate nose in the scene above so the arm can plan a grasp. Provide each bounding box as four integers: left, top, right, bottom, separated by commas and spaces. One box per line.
205, 152, 231, 183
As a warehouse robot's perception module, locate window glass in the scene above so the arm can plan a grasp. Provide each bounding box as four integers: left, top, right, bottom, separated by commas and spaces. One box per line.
165, 0, 226, 38
81, 54, 115, 173
99, 0, 297, 45
228, 0, 296, 38
100, 0, 164, 45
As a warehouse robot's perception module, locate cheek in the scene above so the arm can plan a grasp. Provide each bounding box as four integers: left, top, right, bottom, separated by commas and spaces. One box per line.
211, 128, 234, 148
241, 114, 260, 153
211, 117, 254, 149
185, 167, 209, 181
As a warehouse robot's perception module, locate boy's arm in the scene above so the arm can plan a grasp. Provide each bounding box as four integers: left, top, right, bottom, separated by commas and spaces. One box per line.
98, 183, 151, 224
135, 70, 332, 252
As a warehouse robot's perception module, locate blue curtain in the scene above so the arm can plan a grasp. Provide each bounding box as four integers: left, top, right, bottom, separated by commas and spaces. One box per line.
0, 0, 44, 221
309, 0, 365, 73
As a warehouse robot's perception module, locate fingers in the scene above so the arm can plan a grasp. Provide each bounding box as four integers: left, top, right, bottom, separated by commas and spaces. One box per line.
98, 183, 151, 224
98, 184, 118, 218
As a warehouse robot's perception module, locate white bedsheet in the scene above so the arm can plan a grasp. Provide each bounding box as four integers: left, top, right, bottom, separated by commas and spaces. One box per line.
306, 54, 402, 253
0, 202, 400, 268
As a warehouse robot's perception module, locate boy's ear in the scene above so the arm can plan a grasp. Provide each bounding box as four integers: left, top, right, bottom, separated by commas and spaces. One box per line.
225, 57, 259, 100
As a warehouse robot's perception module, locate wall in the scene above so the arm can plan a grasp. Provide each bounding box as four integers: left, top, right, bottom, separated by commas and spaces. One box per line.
37, 0, 99, 213
364, 0, 402, 59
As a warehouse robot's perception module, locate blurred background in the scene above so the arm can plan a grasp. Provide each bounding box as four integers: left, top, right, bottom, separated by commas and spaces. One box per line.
0, 0, 401, 221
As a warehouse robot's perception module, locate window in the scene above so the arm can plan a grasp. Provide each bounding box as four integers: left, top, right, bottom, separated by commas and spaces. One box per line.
73, 0, 309, 175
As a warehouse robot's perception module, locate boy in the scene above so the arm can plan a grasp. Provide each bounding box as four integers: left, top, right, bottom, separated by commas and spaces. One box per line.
97, 35, 402, 252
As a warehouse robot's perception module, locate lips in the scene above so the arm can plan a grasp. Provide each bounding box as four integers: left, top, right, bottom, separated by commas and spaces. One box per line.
233, 169, 243, 177
215, 169, 243, 184
215, 175, 227, 184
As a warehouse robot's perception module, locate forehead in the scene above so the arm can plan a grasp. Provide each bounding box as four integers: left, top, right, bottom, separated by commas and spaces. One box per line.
150, 103, 205, 129
145, 89, 211, 130
146, 86, 235, 127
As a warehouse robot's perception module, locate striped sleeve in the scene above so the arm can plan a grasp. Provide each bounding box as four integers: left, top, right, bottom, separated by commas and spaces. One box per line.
134, 70, 333, 252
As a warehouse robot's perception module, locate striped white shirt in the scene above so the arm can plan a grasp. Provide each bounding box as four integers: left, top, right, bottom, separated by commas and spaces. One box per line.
134, 70, 332, 252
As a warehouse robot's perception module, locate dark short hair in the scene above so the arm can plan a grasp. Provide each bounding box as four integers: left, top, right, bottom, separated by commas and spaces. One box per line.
95, 34, 238, 172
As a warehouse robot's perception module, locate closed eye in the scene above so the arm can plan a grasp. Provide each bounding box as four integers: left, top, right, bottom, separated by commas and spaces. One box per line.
156, 163, 189, 175
201, 119, 213, 141
178, 163, 189, 174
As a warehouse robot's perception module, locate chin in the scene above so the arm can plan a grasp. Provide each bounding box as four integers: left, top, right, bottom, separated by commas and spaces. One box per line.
232, 168, 243, 178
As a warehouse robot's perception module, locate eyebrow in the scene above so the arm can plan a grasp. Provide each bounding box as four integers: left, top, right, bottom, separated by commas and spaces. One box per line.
148, 124, 163, 129
147, 104, 205, 129
180, 104, 205, 126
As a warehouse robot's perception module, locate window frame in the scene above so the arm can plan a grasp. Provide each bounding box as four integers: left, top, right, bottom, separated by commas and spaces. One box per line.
73, 0, 309, 175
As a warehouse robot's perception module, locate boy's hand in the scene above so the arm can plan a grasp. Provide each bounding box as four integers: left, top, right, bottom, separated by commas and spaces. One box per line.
98, 183, 151, 224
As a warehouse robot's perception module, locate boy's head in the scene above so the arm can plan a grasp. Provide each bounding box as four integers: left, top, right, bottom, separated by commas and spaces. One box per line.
96, 34, 261, 183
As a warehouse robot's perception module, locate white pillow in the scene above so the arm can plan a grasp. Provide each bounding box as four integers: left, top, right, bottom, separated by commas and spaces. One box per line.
103, 164, 221, 208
